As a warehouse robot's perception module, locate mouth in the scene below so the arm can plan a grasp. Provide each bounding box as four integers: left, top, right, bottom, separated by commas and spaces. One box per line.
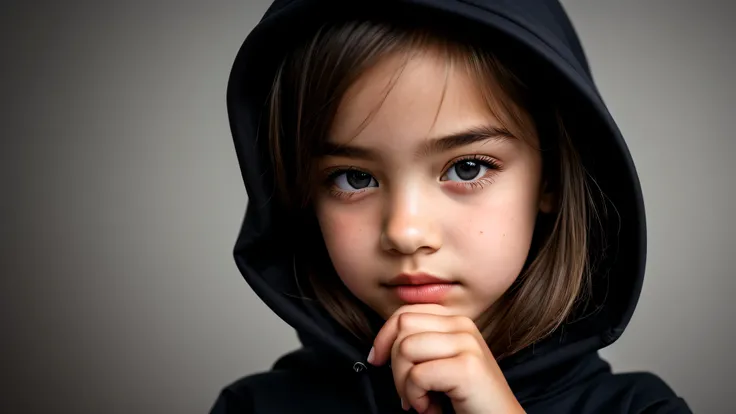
384, 273, 458, 304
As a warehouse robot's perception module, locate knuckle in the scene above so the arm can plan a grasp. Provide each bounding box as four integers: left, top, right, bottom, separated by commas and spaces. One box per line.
397, 312, 416, 330
458, 352, 479, 374
397, 335, 414, 357
458, 331, 477, 347
452, 315, 476, 331
407, 364, 425, 385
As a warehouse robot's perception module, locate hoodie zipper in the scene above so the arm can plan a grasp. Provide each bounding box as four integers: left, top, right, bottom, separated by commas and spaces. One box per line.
351, 360, 380, 414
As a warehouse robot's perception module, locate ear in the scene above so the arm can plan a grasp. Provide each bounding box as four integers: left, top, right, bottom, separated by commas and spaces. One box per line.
538, 180, 557, 214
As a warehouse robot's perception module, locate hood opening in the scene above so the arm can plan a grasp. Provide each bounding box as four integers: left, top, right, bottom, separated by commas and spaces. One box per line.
227, 0, 645, 378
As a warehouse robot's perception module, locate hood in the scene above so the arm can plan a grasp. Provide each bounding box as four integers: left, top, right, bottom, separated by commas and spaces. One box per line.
226, 0, 645, 386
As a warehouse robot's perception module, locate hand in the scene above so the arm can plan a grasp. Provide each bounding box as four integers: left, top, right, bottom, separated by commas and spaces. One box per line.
368, 304, 524, 414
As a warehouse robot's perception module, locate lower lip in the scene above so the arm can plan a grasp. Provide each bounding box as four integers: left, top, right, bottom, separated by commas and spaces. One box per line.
392, 283, 455, 304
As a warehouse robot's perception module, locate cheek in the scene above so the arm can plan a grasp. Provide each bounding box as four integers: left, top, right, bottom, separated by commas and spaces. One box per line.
449, 173, 541, 297
458, 212, 534, 291
314, 202, 377, 290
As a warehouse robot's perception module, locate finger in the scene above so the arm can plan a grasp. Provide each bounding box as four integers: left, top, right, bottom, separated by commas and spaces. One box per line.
392, 331, 478, 407
424, 400, 444, 414
368, 304, 458, 365
396, 331, 480, 364
404, 353, 480, 412
423, 392, 453, 414
389, 319, 479, 411
389, 313, 475, 364
425, 404, 443, 414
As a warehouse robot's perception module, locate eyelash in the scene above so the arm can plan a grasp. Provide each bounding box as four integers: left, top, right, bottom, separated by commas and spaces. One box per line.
322, 155, 503, 199
324, 167, 371, 200
441, 154, 503, 191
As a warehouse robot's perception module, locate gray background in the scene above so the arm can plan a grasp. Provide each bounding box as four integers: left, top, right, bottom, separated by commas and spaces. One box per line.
2, 1, 734, 413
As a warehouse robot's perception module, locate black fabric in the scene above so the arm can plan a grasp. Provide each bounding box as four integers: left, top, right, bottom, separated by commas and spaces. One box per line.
211, 0, 691, 412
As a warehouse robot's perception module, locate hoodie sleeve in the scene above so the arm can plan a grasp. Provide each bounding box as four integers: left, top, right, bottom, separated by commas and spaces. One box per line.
641, 398, 692, 414
586, 372, 693, 414
209, 386, 254, 414
524, 371, 692, 414
624, 373, 692, 414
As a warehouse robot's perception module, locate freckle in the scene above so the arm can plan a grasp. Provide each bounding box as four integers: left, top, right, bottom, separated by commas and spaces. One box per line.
479, 231, 483, 235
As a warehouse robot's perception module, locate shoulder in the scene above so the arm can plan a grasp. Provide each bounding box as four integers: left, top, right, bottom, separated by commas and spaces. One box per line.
586, 371, 692, 414
209, 369, 319, 414
208, 371, 289, 414
525, 365, 691, 414
209, 367, 367, 414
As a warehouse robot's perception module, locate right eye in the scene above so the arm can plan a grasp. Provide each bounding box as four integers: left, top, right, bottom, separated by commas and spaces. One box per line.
331, 170, 378, 192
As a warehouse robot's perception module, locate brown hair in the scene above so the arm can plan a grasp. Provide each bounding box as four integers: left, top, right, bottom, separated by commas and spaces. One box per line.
266, 16, 601, 359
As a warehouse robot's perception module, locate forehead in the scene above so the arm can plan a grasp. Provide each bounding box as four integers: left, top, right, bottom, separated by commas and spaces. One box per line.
328, 49, 503, 149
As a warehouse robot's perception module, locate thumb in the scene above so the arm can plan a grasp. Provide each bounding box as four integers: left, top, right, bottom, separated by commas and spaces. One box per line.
424, 402, 443, 414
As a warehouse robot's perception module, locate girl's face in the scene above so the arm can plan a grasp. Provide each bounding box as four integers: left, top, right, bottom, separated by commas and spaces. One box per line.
313, 50, 552, 321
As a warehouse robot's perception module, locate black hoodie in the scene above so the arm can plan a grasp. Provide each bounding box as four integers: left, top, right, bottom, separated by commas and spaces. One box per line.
211, 1, 691, 413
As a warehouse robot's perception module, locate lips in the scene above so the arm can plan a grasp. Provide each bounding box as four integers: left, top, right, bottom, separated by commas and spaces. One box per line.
386, 273, 457, 304
386, 273, 451, 286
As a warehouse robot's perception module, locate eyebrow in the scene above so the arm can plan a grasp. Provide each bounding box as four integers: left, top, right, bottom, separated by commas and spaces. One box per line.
319, 125, 515, 160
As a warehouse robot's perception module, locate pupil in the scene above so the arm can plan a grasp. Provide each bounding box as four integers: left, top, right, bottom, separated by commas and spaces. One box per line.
346, 171, 372, 188
455, 161, 480, 180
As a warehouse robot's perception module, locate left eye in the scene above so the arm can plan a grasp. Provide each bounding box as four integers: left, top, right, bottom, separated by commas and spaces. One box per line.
442, 160, 489, 182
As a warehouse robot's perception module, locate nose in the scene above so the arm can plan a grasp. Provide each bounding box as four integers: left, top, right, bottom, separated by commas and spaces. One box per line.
379, 186, 442, 255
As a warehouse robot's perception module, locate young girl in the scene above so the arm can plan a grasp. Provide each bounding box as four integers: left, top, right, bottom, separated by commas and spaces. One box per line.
212, 1, 691, 413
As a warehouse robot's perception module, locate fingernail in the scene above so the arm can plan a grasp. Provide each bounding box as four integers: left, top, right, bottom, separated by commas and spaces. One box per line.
401, 398, 409, 411
367, 346, 375, 365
